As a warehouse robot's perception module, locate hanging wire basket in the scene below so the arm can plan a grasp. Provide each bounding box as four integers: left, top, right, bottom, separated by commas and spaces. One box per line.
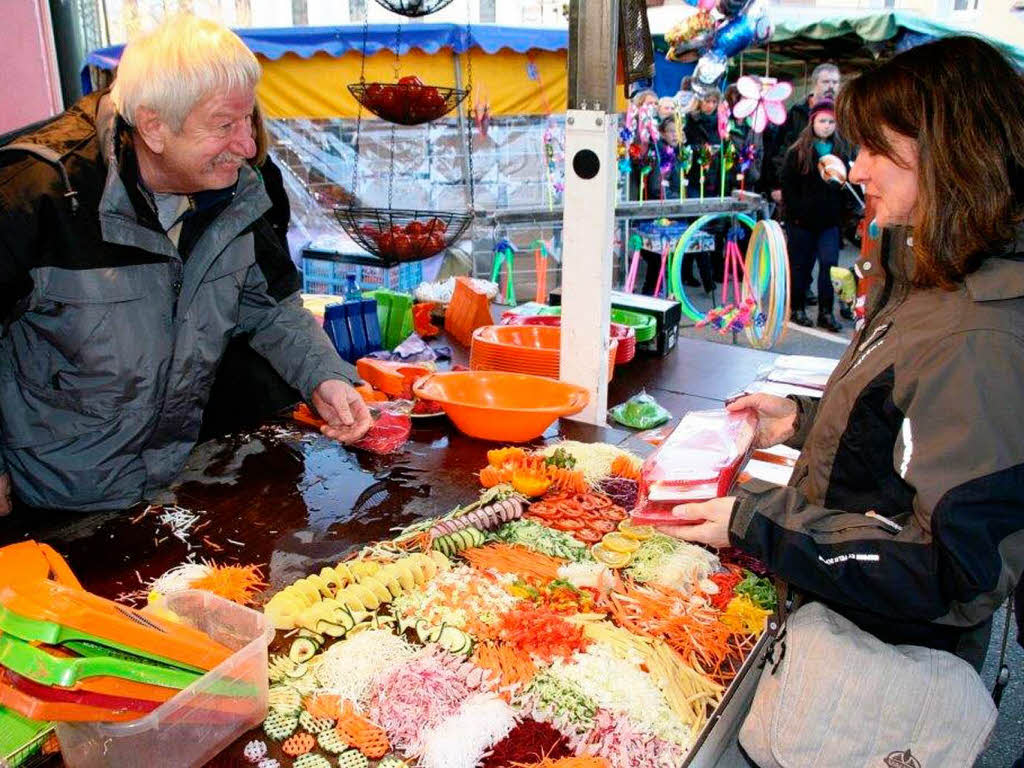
348, 81, 469, 126
335, 207, 473, 265
371, 0, 456, 16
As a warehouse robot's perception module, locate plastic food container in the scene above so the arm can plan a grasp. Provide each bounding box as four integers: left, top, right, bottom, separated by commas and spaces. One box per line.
55, 590, 273, 768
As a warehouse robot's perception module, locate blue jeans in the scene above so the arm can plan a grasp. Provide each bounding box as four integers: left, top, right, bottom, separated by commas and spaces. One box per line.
787, 225, 839, 314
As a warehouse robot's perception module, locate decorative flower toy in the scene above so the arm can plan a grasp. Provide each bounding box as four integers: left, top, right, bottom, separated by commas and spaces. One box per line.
732, 75, 792, 134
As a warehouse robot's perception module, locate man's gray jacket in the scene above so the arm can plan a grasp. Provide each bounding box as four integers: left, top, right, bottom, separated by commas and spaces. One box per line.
0, 91, 354, 511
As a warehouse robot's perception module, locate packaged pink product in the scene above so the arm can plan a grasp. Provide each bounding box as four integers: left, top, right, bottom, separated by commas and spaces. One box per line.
630, 408, 757, 525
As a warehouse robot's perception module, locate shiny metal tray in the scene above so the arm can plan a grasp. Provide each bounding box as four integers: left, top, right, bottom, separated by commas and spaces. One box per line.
683, 617, 779, 768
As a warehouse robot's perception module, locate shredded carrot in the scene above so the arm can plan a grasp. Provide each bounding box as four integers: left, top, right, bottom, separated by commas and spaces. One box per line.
472, 641, 538, 698
462, 543, 566, 583
511, 757, 611, 768
608, 582, 754, 685
611, 455, 642, 481
188, 562, 266, 605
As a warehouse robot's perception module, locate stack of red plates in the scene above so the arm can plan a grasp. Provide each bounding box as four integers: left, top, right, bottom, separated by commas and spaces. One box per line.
470, 325, 618, 381
610, 322, 637, 364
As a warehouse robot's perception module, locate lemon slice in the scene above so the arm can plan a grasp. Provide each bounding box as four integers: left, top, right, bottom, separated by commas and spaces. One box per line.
591, 543, 633, 569
602, 532, 641, 554
618, 519, 655, 540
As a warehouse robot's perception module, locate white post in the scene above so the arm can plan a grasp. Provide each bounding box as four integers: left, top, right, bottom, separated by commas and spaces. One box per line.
560, 111, 617, 425
559, 0, 619, 426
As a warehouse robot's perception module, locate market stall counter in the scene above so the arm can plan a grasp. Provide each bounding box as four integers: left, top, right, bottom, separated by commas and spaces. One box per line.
0, 337, 780, 768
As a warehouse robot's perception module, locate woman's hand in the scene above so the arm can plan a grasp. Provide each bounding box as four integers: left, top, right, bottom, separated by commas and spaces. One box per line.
727, 394, 798, 449
654, 497, 735, 549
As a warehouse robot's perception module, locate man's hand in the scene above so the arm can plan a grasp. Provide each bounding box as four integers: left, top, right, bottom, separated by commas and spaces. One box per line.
311, 380, 373, 444
0, 473, 10, 516
771, 189, 783, 203
727, 393, 798, 449
654, 497, 735, 549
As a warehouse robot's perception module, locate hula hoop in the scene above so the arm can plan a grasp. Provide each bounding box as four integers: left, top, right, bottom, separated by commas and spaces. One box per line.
669, 213, 756, 322
743, 219, 790, 350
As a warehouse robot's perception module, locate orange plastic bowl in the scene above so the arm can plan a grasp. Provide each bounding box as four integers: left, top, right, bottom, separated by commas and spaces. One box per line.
412, 371, 590, 442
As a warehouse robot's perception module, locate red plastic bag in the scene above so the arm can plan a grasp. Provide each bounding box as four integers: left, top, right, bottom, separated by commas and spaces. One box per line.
352, 411, 412, 455
631, 409, 757, 525
292, 404, 412, 455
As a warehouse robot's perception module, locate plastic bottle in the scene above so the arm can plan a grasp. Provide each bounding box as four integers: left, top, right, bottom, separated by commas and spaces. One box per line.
344, 273, 362, 302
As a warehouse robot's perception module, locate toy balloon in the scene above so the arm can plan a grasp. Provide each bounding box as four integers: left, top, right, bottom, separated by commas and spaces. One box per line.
752, 9, 773, 46
713, 15, 757, 59
665, 10, 716, 63
683, 0, 718, 9
694, 51, 728, 89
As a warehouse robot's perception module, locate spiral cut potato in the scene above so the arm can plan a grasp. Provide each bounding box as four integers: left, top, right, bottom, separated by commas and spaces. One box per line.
265, 552, 450, 630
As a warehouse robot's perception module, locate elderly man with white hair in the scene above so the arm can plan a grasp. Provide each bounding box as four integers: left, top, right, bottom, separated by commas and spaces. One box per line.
0, 15, 370, 514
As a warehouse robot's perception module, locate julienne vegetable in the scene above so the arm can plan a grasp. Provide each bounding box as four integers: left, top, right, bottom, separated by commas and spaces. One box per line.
261, 439, 775, 768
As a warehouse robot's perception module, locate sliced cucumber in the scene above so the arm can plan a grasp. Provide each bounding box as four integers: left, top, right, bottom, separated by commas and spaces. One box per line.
436, 625, 467, 653
315, 619, 348, 638
415, 618, 432, 643
285, 661, 309, 679
425, 624, 444, 643
289, 637, 318, 664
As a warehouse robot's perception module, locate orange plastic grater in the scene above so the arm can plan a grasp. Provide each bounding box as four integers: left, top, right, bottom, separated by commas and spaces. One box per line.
355, 358, 432, 398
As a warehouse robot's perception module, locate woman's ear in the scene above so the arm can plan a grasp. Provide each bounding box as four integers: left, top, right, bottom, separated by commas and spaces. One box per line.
133, 106, 166, 154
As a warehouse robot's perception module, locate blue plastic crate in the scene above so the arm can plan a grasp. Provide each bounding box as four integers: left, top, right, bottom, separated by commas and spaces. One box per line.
301, 257, 423, 296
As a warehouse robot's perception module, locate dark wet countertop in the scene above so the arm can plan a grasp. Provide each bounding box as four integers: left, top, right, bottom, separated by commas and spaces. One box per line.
0, 335, 777, 766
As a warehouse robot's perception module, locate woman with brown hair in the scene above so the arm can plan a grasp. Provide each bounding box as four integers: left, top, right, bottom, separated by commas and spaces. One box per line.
658, 34, 1024, 675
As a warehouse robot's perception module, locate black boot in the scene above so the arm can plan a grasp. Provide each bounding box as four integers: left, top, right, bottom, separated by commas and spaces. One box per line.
840, 304, 854, 321
817, 312, 842, 332
790, 310, 813, 327
684, 276, 701, 287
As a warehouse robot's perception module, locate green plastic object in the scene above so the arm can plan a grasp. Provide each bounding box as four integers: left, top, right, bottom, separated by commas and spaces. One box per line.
610, 391, 672, 430
534, 306, 657, 343
370, 289, 414, 350
0, 706, 52, 768
611, 308, 657, 343
0, 633, 200, 691
0, 602, 204, 674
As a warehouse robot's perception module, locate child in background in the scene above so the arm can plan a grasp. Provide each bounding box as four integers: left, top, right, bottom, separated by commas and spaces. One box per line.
658, 96, 677, 121
781, 99, 851, 332
685, 88, 722, 198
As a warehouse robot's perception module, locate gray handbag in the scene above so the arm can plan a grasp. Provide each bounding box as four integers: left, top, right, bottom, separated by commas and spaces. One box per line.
739, 601, 997, 768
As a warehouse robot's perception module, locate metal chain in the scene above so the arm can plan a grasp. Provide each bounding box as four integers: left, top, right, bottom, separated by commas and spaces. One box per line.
350, 16, 371, 204
387, 22, 403, 211
463, 6, 476, 212
388, 124, 396, 211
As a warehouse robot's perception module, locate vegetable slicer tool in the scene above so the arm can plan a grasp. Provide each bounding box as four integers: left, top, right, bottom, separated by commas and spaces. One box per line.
0, 579, 231, 673
0, 668, 158, 722
0, 542, 232, 673
0, 634, 190, 700
0, 704, 54, 767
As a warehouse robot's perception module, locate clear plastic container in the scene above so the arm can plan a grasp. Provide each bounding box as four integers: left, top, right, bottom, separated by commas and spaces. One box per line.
55, 590, 273, 768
